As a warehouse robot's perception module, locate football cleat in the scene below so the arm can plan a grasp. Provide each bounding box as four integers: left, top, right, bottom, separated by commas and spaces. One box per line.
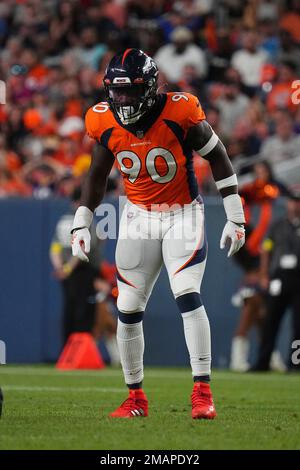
109, 389, 148, 418
191, 382, 217, 420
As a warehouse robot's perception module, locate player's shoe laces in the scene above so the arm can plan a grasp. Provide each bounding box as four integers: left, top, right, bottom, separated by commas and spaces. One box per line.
109, 389, 148, 418
191, 382, 217, 419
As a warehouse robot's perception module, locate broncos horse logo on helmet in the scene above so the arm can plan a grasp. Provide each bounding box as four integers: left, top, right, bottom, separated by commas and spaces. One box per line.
103, 49, 159, 125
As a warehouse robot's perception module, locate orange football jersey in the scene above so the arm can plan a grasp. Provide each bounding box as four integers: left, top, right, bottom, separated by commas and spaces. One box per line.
85, 92, 206, 209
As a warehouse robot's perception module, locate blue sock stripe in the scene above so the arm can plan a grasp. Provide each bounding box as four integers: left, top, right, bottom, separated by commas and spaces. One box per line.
118, 311, 144, 324
127, 382, 143, 389
176, 292, 203, 314
193, 375, 210, 383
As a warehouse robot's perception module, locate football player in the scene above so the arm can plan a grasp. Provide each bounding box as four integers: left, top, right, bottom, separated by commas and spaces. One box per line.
71, 49, 245, 419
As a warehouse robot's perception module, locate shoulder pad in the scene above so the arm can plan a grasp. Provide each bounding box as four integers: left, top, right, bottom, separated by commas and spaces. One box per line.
165, 92, 206, 130
85, 103, 114, 140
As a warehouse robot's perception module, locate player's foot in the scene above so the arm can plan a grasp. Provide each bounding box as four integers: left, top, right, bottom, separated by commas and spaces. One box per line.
109, 389, 148, 418
191, 382, 217, 419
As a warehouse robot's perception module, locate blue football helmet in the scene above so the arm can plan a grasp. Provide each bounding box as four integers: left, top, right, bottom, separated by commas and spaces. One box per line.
103, 49, 159, 125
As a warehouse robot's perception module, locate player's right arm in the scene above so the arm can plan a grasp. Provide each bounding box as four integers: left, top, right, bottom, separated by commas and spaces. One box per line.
71, 142, 115, 262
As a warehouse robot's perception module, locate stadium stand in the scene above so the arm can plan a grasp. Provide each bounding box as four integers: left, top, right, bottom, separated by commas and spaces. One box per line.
0, 0, 300, 198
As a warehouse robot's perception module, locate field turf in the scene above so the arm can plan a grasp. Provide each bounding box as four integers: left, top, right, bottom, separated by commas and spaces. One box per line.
0, 366, 299, 450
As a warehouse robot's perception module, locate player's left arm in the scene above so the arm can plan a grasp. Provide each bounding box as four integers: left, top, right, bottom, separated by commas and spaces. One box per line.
186, 121, 245, 257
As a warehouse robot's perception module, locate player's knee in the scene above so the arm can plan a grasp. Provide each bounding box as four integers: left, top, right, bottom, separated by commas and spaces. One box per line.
117, 290, 147, 315
170, 268, 204, 313
170, 272, 201, 300
169, 259, 206, 300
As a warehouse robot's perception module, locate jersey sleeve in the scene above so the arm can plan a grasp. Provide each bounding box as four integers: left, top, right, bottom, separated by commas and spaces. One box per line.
169, 92, 206, 132
85, 106, 102, 140
185, 93, 206, 129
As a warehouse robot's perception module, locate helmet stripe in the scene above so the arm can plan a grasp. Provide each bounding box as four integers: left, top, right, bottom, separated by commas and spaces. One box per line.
121, 48, 133, 65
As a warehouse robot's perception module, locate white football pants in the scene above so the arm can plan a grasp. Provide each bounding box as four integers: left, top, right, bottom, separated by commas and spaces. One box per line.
116, 198, 207, 312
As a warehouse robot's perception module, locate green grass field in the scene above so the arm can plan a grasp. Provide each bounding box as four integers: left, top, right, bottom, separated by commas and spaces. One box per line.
0, 366, 299, 450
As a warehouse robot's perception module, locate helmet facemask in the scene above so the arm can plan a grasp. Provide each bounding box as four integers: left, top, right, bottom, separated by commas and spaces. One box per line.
105, 79, 157, 125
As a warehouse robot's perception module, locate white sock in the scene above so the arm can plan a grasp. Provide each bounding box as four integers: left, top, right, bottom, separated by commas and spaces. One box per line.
117, 319, 144, 385
182, 305, 211, 376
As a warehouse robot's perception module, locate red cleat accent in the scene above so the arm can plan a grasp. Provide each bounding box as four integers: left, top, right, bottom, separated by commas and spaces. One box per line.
109, 389, 148, 418
191, 382, 217, 419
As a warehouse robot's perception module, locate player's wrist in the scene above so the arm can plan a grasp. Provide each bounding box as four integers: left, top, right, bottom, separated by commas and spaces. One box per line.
231, 222, 244, 228
223, 194, 245, 225
70, 226, 88, 235
71, 206, 93, 233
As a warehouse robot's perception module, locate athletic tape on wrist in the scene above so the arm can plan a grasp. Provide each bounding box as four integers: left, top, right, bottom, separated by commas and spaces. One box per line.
72, 206, 93, 231
223, 194, 245, 224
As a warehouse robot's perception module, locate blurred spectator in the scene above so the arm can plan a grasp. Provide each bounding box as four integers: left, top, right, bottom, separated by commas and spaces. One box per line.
28, 163, 57, 199
50, 187, 118, 358
259, 19, 280, 61
231, 29, 269, 90
154, 26, 207, 83
231, 97, 269, 158
20, 48, 50, 93
279, 0, 300, 44
253, 192, 300, 371
0, 135, 22, 172
261, 111, 300, 164
205, 105, 222, 137
278, 29, 300, 74
207, 28, 234, 82
101, 0, 127, 29
177, 64, 206, 101
216, 78, 250, 138
50, 187, 120, 363
56, 174, 78, 199
71, 26, 108, 70
0, 167, 31, 198
257, 0, 279, 23
266, 61, 298, 114
230, 160, 290, 371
